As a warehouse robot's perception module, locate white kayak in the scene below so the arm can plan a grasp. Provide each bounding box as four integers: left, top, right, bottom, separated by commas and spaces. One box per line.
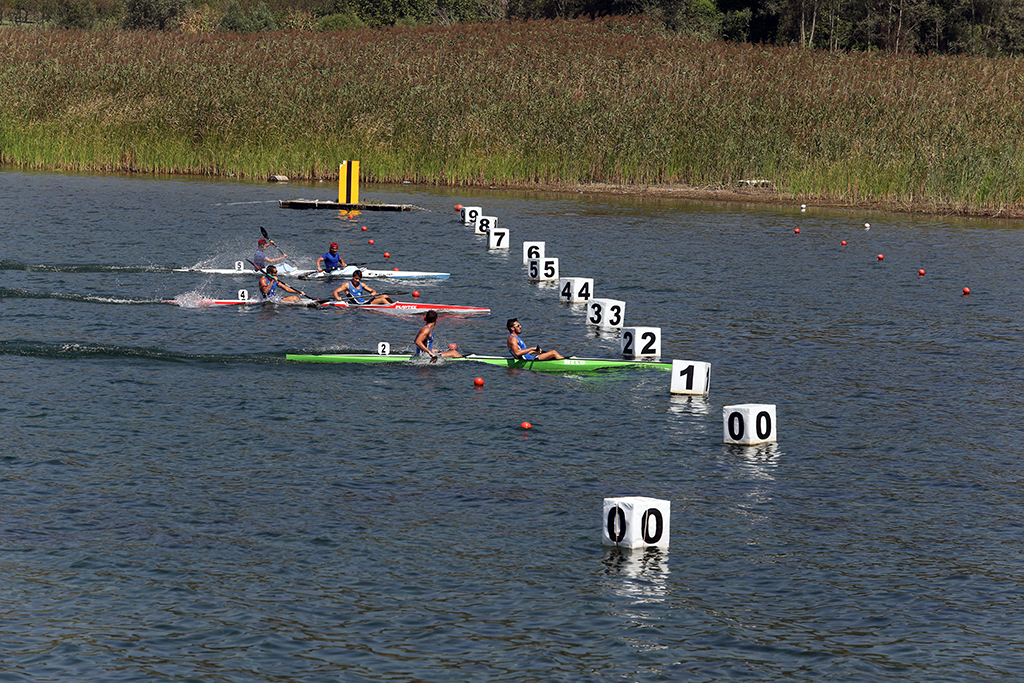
174, 262, 449, 280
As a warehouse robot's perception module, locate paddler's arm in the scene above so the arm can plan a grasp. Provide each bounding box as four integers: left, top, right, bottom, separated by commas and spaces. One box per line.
332, 284, 347, 301
415, 327, 436, 358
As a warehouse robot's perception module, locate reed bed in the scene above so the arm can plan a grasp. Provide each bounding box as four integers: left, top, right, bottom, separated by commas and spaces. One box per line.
1, 18, 1023, 214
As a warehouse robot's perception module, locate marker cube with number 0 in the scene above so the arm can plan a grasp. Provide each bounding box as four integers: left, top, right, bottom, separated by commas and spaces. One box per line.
487, 227, 510, 250
670, 360, 711, 395
460, 206, 481, 225
475, 215, 497, 236
620, 327, 661, 358
587, 298, 625, 329
523, 241, 545, 265
723, 404, 777, 444
528, 258, 559, 281
558, 277, 594, 303
602, 496, 671, 549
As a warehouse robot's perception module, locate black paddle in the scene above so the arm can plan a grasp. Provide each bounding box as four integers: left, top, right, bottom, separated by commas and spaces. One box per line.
246, 259, 325, 306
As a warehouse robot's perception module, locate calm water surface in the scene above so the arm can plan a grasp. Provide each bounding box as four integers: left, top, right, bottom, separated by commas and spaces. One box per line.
1, 170, 1023, 681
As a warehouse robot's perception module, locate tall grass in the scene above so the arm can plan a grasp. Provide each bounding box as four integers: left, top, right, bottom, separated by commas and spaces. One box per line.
1, 18, 1022, 214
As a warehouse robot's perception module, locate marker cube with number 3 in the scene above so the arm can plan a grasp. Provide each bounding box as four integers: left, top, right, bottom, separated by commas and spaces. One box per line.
487, 227, 510, 249
723, 404, 777, 444
528, 258, 559, 281
670, 360, 711, 395
559, 277, 593, 303
523, 241, 545, 265
620, 327, 661, 358
587, 298, 625, 329
460, 206, 481, 225
475, 215, 497, 236
602, 496, 671, 549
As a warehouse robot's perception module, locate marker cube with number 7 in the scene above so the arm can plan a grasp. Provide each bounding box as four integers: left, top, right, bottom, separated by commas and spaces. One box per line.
602, 496, 671, 549
523, 241, 545, 265
587, 298, 625, 329
558, 277, 593, 303
723, 404, 777, 444
487, 227, 510, 250
670, 360, 711, 395
475, 215, 497, 236
620, 327, 661, 358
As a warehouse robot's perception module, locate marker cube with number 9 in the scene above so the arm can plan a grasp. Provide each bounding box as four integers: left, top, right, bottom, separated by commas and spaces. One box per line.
620, 327, 661, 357
523, 241, 545, 265
475, 215, 496, 236
528, 258, 559, 281
460, 206, 481, 225
670, 360, 711, 395
602, 496, 671, 549
587, 298, 625, 329
723, 404, 777, 444
487, 227, 510, 250
558, 277, 593, 303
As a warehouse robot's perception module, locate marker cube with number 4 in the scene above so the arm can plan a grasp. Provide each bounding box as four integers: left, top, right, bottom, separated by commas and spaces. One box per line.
487, 227, 510, 250
528, 258, 559, 281
460, 206, 481, 225
723, 404, 777, 444
620, 327, 661, 358
559, 277, 593, 303
475, 215, 497, 236
671, 360, 711, 395
587, 298, 625, 329
602, 496, 671, 549
523, 241, 545, 265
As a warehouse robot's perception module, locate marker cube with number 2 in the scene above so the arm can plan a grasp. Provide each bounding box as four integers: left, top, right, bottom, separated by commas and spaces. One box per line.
620, 327, 661, 357
671, 360, 711, 395
723, 404, 777, 444
602, 496, 671, 549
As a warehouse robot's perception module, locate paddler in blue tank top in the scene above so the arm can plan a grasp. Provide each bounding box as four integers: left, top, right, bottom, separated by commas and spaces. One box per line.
316, 242, 347, 274
415, 310, 463, 361
332, 270, 393, 305
258, 265, 306, 303
506, 318, 564, 361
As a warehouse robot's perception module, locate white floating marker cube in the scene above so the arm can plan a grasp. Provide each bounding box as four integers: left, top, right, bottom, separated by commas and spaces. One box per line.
460, 206, 481, 225
237, 289, 250, 301
602, 496, 670, 549
528, 257, 559, 281
523, 241, 545, 265
559, 277, 593, 303
474, 215, 497, 236
723, 404, 777, 445
670, 360, 711, 395
487, 226, 510, 250
621, 327, 661, 358
587, 298, 625, 329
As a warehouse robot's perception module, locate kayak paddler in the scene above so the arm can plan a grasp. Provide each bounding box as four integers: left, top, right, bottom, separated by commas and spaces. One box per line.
253, 237, 287, 270
415, 310, 463, 361
316, 242, 347, 273
258, 265, 306, 303
332, 270, 393, 305
507, 317, 563, 361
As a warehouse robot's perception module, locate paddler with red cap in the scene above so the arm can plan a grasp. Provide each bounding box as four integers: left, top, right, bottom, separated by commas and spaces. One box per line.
253, 237, 288, 270
316, 242, 347, 274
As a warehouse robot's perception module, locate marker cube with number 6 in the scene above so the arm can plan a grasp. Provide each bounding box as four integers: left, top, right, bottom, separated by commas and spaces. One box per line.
602, 496, 671, 549
559, 277, 593, 303
460, 206, 481, 225
723, 404, 777, 444
621, 327, 661, 358
528, 258, 559, 281
487, 227, 510, 250
587, 298, 625, 329
475, 215, 497, 236
670, 360, 711, 395
523, 241, 545, 265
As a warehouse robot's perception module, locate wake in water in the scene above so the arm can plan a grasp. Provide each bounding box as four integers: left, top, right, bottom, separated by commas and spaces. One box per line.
0, 339, 280, 364
0, 286, 159, 305
0, 259, 174, 274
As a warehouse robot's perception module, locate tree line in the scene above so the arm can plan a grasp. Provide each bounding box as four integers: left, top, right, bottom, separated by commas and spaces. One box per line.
3, 0, 1024, 54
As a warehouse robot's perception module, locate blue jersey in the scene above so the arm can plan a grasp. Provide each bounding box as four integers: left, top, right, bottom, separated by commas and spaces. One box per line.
253, 249, 269, 269
258, 276, 278, 302
415, 327, 433, 356
349, 281, 368, 305
321, 252, 342, 271
510, 334, 536, 360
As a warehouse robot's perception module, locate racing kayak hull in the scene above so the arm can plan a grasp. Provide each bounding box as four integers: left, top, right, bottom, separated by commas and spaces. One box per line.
285, 352, 670, 372
164, 298, 488, 314
174, 264, 449, 280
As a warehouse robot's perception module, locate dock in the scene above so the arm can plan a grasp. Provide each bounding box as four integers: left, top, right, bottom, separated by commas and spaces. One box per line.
279, 199, 421, 212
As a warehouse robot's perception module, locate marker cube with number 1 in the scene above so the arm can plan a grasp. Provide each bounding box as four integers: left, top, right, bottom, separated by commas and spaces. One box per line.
487, 227, 510, 250
559, 277, 593, 303
475, 215, 497, 236
620, 327, 661, 358
587, 298, 625, 329
723, 404, 777, 444
523, 241, 545, 265
460, 206, 481, 225
670, 360, 711, 395
528, 258, 559, 281
602, 496, 670, 549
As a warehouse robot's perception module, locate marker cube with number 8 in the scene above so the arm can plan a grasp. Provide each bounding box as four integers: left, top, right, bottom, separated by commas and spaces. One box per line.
460, 206, 481, 225
558, 277, 593, 303
487, 227, 510, 250
723, 404, 777, 444
475, 215, 496, 236
602, 496, 671, 549
528, 258, 559, 281
523, 241, 545, 265
670, 360, 711, 395
620, 327, 661, 358
587, 298, 625, 329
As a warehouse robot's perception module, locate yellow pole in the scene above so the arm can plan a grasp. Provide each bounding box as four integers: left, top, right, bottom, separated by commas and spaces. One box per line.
339, 161, 360, 204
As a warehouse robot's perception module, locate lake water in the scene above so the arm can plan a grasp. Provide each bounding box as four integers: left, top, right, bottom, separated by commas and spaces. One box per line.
1, 169, 1023, 682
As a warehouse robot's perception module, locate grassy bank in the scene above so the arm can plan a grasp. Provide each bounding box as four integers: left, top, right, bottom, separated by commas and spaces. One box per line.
1, 17, 1023, 216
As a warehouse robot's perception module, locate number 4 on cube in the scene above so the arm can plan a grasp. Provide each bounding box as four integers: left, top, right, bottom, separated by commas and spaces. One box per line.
602, 496, 670, 549
559, 277, 593, 303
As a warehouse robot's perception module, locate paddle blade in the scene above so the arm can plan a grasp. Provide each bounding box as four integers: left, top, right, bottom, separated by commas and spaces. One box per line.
260, 226, 270, 239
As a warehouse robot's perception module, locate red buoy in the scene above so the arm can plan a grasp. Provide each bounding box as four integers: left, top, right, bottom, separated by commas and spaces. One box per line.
368, 239, 374, 245
474, 377, 484, 386
521, 421, 532, 429
412, 290, 420, 297
877, 254, 884, 260
455, 204, 463, 212
918, 269, 925, 276
794, 228, 800, 234
362, 226, 367, 231
963, 287, 971, 296
383, 252, 390, 258
841, 240, 847, 246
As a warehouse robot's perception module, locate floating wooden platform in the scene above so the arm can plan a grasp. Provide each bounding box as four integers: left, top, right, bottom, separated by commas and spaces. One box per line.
279, 199, 421, 211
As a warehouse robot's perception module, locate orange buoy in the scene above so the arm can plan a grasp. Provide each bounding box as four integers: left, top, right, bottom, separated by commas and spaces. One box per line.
963, 287, 971, 296
794, 228, 800, 234
521, 421, 532, 429
877, 254, 884, 260
412, 290, 420, 297
918, 269, 925, 276
362, 226, 367, 231
474, 377, 484, 386
384, 252, 390, 258
368, 239, 374, 245
841, 240, 847, 246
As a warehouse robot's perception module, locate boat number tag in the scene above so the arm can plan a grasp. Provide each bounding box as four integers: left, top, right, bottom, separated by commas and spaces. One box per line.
237, 289, 250, 301
234, 261, 245, 271
377, 341, 390, 356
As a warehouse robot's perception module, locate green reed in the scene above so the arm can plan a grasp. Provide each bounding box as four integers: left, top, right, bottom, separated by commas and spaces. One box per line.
1, 19, 1023, 214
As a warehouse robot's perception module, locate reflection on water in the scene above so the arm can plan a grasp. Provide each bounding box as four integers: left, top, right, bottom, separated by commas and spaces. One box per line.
667, 394, 712, 417
602, 546, 670, 605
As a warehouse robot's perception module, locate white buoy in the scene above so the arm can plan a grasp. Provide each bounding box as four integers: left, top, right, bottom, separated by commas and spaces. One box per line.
522, 241, 544, 265
723, 404, 777, 445
460, 206, 481, 225
487, 226, 510, 250
558, 277, 593, 303
620, 327, 661, 358
603, 496, 671, 549
528, 257, 559, 282
587, 298, 625, 329
670, 360, 711, 395
864, 223, 871, 229
475, 215, 496, 236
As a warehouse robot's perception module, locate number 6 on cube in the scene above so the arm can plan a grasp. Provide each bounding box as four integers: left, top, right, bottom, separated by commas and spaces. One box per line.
621, 327, 661, 358
670, 360, 711, 395
523, 241, 544, 265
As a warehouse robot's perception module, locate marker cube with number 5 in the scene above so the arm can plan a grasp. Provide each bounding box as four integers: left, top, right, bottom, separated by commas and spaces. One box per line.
723, 404, 777, 444
670, 360, 711, 395
587, 298, 625, 329
523, 241, 545, 265
460, 206, 481, 225
487, 227, 510, 250
475, 215, 496, 236
621, 327, 661, 357
602, 496, 670, 549
559, 277, 593, 303
528, 258, 559, 281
